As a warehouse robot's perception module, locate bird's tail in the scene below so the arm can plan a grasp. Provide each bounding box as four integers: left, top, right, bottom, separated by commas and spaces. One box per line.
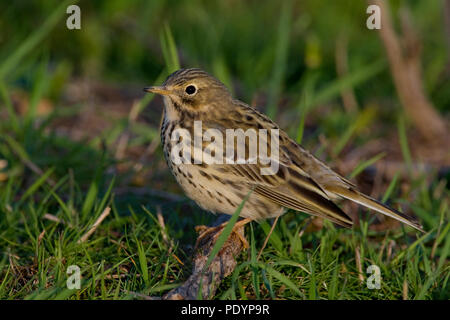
326, 186, 424, 232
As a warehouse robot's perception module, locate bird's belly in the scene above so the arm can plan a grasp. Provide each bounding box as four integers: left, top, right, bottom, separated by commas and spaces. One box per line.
162, 124, 283, 220
168, 163, 283, 220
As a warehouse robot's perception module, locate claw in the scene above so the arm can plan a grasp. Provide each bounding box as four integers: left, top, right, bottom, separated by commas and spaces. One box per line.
194, 218, 252, 249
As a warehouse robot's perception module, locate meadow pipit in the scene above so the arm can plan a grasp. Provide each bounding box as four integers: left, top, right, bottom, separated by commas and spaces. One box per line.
144, 68, 423, 239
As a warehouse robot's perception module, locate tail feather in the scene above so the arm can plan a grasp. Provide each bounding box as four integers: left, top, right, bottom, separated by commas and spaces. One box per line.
326, 186, 424, 232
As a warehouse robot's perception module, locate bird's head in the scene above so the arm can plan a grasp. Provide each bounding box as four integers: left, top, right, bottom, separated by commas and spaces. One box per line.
144, 68, 231, 115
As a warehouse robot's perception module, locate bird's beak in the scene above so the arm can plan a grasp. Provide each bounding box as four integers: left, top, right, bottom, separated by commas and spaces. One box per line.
143, 86, 171, 96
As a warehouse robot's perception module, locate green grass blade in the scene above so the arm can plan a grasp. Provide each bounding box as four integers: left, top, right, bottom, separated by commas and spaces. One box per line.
160, 23, 180, 73
25, 55, 50, 125
305, 59, 385, 111
95, 177, 115, 217
296, 72, 318, 144
0, 0, 75, 80
0, 82, 20, 132
397, 115, 413, 173
249, 223, 261, 299
3, 134, 31, 162
266, 0, 292, 118
415, 234, 450, 299
296, 107, 307, 145
349, 152, 386, 179
81, 179, 99, 219
212, 57, 233, 95
381, 171, 399, 203
264, 265, 304, 298
203, 190, 253, 271
135, 238, 149, 286
333, 106, 377, 156
392, 231, 432, 264
19, 167, 55, 202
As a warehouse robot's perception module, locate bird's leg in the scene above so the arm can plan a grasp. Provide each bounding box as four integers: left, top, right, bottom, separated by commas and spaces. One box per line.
224, 218, 252, 248
195, 218, 252, 249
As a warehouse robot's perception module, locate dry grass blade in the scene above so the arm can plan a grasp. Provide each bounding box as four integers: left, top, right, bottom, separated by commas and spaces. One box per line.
403, 279, 409, 300
43, 213, 68, 225
78, 207, 111, 243
257, 215, 280, 260
355, 246, 364, 283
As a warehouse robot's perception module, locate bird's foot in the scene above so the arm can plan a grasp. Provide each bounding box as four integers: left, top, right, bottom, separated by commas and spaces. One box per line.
194, 218, 252, 249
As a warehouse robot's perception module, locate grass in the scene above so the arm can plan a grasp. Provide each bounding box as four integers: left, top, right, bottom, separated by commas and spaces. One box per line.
0, 0, 449, 300
0, 125, 447, 299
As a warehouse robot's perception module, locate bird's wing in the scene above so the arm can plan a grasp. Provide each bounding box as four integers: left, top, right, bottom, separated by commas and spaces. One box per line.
204, 101, 421, 231
200, 106, 354, 227
226, 161, 354, 228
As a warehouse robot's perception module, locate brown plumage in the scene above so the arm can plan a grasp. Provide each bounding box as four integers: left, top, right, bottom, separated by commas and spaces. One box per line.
144, 68, 423, 232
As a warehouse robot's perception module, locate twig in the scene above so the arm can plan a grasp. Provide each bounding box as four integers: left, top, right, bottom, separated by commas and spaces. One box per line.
78, 207, 111, 243
371, 0, 448, 143
163, 216, 246, 300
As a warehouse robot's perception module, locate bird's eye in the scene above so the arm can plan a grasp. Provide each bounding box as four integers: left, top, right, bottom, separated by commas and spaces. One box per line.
185, 85, 197, 95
